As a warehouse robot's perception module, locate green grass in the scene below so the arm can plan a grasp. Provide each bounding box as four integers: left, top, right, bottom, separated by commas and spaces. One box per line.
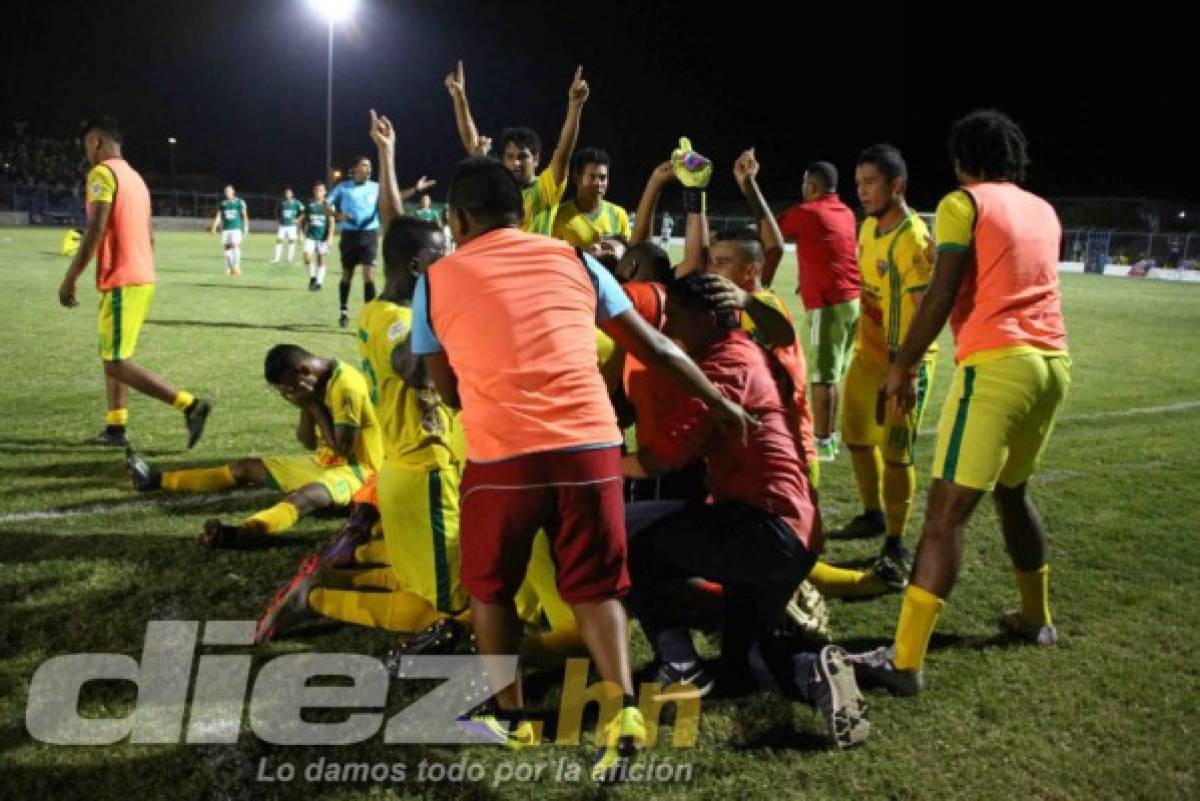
1, 227, 1198, 800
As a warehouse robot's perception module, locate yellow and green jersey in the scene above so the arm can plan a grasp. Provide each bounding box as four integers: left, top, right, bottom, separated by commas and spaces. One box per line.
318, 360, 383, 474
219, 199, 246, 231
522, 169, 568, 236
552, 199, 631, 249
856, 212, 937, 368
356, 301, 464, 470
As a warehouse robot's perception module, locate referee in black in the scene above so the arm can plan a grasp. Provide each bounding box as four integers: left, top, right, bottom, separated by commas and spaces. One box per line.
327, 156, 380, 328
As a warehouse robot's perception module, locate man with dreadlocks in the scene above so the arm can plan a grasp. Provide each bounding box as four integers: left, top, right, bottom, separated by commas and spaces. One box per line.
849, 110, 1071, 696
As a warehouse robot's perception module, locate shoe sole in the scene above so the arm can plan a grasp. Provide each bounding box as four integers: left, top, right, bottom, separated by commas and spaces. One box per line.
652, 676, 715, 703
818, 646, 870, 749
186, 401, 212, 450
255, 556, 321, 643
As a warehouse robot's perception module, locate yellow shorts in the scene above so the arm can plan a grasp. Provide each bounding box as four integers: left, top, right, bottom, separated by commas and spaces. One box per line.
98, 284, 154, 362
842, 353, 936, 465
261, 455, 367, 506
932, 351, 1071, 491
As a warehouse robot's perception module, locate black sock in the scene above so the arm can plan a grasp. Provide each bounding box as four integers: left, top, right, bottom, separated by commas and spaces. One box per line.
338, 281, 350, 310
363, 280, 376, 303
623, 694, 637, 709
105, 424, 126, 436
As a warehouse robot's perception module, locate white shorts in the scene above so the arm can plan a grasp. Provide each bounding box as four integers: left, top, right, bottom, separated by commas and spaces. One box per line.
222, 230, 243, 247
277, 225, 298, 241
304, 238, 330, 256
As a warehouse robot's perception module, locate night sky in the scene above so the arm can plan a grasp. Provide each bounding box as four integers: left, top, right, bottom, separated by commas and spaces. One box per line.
2, 1, 1192, 212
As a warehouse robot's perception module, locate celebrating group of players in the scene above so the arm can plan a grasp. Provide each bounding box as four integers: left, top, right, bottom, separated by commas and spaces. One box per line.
59, 59, 1070, 782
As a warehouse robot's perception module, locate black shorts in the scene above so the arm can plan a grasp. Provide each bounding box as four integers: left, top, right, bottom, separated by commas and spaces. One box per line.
339, 229, 378, 270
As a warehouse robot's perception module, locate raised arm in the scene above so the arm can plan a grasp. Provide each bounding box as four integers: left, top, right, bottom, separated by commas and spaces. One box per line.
400, 176, 437, 203
631, 161, 674, 245
369, 109, 400, 227
547, 66, 590, 186
734, 148, 784, 287
445, 60, 481, 155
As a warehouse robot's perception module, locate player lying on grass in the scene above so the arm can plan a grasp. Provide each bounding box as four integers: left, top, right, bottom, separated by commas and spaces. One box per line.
125, 344, 382, 548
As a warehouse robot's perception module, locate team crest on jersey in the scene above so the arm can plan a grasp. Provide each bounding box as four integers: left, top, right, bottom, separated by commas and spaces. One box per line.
90, 182, 103, 197
387, 321, 410, 343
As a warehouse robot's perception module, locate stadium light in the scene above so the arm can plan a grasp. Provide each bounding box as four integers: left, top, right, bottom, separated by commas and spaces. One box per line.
1179, 211, 1187, 220
307, 0, 358, 185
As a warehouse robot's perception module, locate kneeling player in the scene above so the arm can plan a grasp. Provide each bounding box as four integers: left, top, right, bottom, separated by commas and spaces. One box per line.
126, 345, 382, 547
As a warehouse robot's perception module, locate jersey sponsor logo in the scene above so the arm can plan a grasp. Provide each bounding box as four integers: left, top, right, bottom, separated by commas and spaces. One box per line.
386, 321, 409, 343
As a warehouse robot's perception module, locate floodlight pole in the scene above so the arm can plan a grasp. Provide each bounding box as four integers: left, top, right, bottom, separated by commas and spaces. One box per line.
325, 19, 333, 187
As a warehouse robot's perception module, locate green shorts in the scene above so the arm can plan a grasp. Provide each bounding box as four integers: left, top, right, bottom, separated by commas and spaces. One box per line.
808, 299, 860, 384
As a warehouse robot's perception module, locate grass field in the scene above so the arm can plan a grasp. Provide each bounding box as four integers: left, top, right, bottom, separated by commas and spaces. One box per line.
1, 226, 1198, 800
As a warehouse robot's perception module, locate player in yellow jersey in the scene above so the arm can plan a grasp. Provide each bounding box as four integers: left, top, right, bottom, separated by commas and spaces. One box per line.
832, 145, 936, 579
444, 60, 587, 235
125, 345, 381, 548
553, 147, 632, 250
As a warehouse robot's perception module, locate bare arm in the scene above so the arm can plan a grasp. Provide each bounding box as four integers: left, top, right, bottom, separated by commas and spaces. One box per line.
210, 208, 221, 234
422, 352, 461, 410
734, 148, 784, 287
369, 109, 401, 227
399, 176, 436, 203
58, 201, 109, 307
296, 406, 318, 450
547, 66, 590, 186
445, 61, 480, 154
631, 161, 673, 245
675, 210, 708, 278
241, 201, 248, 235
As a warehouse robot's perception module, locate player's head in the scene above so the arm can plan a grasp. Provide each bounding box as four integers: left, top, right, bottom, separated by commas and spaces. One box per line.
79, 115, 122, 165
499, 127, 541, 186
949, 109, 1030, 183
283, 187, 294, 200
382, 216, 447, 301
313, 181, 326, 200
264, 344, 320, 401
352, 156, 372, 184
802, 161, 838, 202
663, 274, 732, 356
446, 156, 523, 245
615, 242, 672, 284
707, 228, 765, 291
855, 144, 908, 218
572, 147, 610, 206
419, 194, 432, 209
224, 185, 236, 200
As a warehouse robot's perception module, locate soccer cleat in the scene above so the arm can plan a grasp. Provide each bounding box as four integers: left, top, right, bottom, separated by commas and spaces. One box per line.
319, 505, 380, 568
867, 556, 909, 593
829, 511, 886, 540
880, 536, 913, 575
809, 645, 871, 749
184, 398, 212, 450
782, 579, 832, 642
338, 309, 350, 329
197, 518, 244, 549
386, 618, 467, 676
307, 277, 318, 291
1000, 609, 1058, 647
847, 645, 923, 697
591, 706, 647, 784
815, 436, 838, 463
652, 660, 716, 700
125, 448, 161, 491
670, 136, 712, 189
91, 426, 129, 447
456, 714, 539, 749
255, 555, 322, 643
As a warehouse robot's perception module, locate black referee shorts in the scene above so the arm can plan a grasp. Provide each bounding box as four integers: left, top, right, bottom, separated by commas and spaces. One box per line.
339, 229, 378, 270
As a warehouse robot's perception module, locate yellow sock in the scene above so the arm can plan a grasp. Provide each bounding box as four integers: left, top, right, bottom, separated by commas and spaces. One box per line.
161, 465, 236, 492
883, 462, 916, 539
353, 537, 390, 565
308, 587, 441, 632
1015, 564, 1052, 627
807, 561, 886, 598
893, 585, 945, 671
172, 391, 195, 412
324, 565, 401, 592
241, 501, 300, 535
849, 447, 883, 513
106, 408, 128, 426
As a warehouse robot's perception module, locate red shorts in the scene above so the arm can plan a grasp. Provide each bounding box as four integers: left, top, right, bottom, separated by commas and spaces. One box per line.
459, 446, 629, 605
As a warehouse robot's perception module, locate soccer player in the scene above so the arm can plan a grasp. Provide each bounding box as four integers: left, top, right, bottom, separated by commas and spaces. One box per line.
444, 59, 587, 236
57, 115, 211, 449
210, 184, 248, 276
851, 110, 1071, 695
659, 214, 675, 248
125, 344, 382, 548
777, 162, 861, 461
271, 187, 304, 264
411, 156, 754, 776
831, 145, 937, 578
299, 181, 334, 291
552, 147, 631, 250
621, 276, 870, 750
413, 194, 441, 224
328, 157, 381, 328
